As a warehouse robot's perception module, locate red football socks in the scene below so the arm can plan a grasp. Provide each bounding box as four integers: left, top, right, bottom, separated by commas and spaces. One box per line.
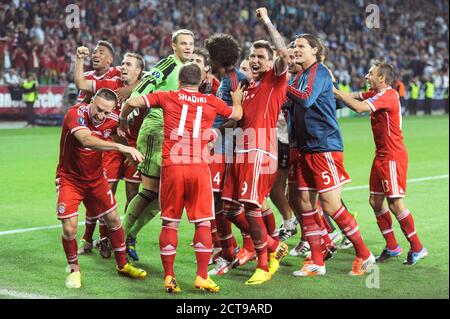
375, 208, 399, 250
332, 206, 370, 259
193, 222, 213, 279
62, 235, 79, 272
395, 209, 423, 252
159, 225, 178, 277
108, 225, 127, 268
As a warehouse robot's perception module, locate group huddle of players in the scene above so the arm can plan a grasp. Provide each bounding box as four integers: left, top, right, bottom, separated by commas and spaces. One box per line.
56, 8, 427, 293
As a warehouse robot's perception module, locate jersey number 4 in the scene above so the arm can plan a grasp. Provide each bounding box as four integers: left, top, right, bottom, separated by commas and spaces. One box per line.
178, 105, 203, 138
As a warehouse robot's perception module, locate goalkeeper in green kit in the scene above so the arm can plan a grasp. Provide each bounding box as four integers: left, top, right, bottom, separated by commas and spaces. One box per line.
119, 29, 195, 261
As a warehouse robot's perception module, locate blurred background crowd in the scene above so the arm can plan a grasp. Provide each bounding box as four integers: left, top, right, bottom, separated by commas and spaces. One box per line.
0, 0, 448, 102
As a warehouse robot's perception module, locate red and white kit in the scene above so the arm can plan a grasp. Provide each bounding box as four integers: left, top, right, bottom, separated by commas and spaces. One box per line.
77, 66, 121, 103
361, 87, 408, 198
92, 78, 142, 184
141, 89, 235, 222
222, 67, 288, 207
293, 151, 351, 193
56, 104, 118, 220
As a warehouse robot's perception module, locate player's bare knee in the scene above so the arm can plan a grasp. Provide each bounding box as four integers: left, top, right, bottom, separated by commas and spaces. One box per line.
61, 219, 77, 239
103, 211, 121, 229
387, 197, 405, 215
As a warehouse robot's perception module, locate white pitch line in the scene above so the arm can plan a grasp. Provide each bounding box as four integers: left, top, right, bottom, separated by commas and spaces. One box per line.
0, 288, 56, 299
0, 174, 448, 237
0, 222, 85, 237
344, 174, 449, 191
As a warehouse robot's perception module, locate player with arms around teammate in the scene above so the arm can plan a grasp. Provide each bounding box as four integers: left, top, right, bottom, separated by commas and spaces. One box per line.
56, 88, 147, 289
221, 8, 290, 285
333, 61, 427, 265
286, 33, 374, 277
120, 63, 244, 293
205, 33, 256, 274
75, 47, 146, 258
121, 29, 195, 261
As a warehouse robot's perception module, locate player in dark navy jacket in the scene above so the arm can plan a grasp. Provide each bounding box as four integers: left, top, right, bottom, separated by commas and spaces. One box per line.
286, 34, 374, 278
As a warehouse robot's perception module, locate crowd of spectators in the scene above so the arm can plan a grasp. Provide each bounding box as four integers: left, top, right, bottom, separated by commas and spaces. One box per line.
0, 0, 448, 97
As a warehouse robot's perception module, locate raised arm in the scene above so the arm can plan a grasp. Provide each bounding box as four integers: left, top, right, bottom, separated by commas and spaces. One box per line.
333, 87, 371, 113
256, 7, 289, 75
74, 46, 94, 92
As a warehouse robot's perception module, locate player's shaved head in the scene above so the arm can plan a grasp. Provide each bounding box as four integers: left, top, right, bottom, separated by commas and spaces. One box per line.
205, 33, 240, 69
179, 63, 202, 86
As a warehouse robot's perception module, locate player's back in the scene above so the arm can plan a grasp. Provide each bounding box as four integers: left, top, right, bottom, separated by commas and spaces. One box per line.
154, 89, 229, 166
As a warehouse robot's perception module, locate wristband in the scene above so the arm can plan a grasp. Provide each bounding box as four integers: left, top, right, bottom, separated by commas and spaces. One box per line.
263, 16, 271, 25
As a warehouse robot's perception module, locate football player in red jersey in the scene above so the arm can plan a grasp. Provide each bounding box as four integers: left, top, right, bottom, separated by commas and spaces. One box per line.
77, 40, 121, 103
119, 63, 243, 293
221, 7, 290, 285
56, 88, 146, 289
205, 33, 255, 275
334, 61, 427, 266
75, 46, 145, 258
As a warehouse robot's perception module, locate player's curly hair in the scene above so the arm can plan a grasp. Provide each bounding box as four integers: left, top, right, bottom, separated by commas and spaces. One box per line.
204, 33, 240, 69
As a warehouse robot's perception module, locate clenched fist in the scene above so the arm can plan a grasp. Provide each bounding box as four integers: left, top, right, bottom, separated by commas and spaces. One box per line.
76, 46, 90, 59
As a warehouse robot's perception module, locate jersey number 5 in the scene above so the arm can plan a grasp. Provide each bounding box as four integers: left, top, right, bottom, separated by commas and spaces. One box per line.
178, 104, 203, 138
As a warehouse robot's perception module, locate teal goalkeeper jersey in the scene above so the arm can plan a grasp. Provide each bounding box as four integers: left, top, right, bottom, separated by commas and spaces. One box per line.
131, 55, 183, 131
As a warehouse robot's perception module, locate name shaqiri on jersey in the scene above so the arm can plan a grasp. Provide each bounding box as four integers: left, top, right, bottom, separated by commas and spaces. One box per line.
141, 89, 234, 166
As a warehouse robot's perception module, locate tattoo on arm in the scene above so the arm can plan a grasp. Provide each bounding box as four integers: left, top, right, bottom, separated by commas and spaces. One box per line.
265, 22, 288, 72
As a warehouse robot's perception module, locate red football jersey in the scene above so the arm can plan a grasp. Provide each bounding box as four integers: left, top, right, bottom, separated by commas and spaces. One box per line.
92, 77, 124, 93
56, 103, 118, 182
237, 67, 288, 158
142, 89, 235, 166
360, 87, 408, 160
77, 66, 121, 102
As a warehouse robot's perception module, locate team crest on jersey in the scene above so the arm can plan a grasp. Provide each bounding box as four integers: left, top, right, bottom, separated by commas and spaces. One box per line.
103, 129, 112, 139
57, 202, 66, 214
151, 70, 161, 79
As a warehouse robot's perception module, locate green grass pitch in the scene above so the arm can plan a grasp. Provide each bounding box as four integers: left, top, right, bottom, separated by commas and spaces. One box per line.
0, 115, 448, 299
